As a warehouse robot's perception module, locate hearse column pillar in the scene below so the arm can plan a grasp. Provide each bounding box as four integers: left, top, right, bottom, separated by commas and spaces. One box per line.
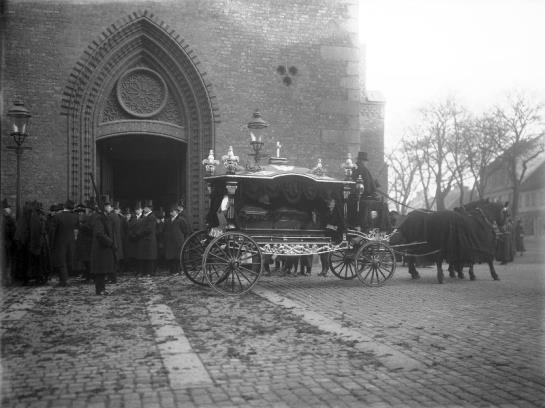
225, 181, 238, 222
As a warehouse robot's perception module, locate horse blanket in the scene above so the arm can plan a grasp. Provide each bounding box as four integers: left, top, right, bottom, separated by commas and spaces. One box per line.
396, 209, 496, 264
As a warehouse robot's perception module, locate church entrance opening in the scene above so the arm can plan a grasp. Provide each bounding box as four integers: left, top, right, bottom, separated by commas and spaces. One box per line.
96, 134, 186, 213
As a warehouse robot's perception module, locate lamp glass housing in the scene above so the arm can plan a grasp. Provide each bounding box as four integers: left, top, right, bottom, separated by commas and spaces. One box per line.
247, 110, 268, 142
7, 100, 31, 145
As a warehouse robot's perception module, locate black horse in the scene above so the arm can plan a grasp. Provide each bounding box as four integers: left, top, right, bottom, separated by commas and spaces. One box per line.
390, 199, 506, 283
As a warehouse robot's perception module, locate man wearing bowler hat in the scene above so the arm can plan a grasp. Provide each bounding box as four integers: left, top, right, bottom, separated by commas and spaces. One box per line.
136, 200, 157, 276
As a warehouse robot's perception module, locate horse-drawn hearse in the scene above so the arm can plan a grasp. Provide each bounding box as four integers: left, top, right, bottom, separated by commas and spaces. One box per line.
180, 141, 398, 295
180, 124, 507, 295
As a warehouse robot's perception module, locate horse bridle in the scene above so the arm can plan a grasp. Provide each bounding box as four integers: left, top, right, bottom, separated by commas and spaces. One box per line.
474, 206, 495, 229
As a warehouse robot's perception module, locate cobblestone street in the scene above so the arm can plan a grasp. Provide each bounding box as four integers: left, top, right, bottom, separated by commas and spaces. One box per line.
1, 239, 544, 408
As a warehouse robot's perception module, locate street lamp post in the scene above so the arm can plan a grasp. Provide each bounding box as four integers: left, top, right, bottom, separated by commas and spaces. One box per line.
6, 100, 31, 219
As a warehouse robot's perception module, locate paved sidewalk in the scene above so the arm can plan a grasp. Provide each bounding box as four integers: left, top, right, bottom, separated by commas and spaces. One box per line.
1, 248, 544, 407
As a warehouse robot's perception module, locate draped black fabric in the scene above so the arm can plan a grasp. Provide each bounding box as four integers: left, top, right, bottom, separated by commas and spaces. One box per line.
396, 209, 496, 263
208, 176, 346, 231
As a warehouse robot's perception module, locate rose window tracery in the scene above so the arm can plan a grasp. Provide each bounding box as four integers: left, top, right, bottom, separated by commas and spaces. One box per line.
116, 67, 168, 118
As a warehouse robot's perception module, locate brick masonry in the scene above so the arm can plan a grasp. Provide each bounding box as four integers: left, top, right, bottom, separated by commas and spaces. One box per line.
0, 0, 385, 223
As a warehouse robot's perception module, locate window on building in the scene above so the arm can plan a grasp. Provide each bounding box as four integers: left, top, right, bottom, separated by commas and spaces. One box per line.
526, 193, 530, 207
531, 192, 536, 207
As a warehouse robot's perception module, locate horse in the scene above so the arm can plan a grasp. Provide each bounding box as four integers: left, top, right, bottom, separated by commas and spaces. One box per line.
390, 199, 506, 283
448, 199, 507, 281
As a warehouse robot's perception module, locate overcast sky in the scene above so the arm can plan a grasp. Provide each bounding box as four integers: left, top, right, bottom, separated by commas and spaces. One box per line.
359, 0, 545, 149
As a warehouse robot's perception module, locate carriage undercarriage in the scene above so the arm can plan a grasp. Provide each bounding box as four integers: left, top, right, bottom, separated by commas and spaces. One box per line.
180, 227, 398, 295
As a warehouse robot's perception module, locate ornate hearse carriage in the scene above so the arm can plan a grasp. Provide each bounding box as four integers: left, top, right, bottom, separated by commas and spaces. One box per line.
180, 112, 396, 295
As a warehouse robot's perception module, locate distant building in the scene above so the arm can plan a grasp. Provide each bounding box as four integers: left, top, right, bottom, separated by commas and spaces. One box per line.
484, 154, 545, 236
518, 161, 545, 236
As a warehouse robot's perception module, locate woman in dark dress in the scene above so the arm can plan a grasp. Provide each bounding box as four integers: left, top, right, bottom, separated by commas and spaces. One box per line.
515, 219, 526, 256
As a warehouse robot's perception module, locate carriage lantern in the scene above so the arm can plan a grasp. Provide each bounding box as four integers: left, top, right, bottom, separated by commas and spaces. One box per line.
247, 110, 269, 170
355, 175, 364, 212
342, 153, 356, 181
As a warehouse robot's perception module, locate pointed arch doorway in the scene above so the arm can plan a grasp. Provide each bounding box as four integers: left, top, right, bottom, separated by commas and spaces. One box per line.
61, 11, 219, 225
96, 134, 186, 212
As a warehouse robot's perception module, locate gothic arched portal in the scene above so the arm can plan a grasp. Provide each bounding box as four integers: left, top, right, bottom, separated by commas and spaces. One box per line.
61, 10, 219, 225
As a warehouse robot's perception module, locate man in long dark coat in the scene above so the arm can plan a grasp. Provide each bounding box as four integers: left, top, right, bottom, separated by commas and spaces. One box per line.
51, 200, 78, 286
120, 208, 131, 273
163, 204, 190, 274
108, 201, 124, 283
28, 201, 49, 284
90, 198, 116, 295
75, 200, 94, 282
136, 200, 157, 276
127, 202, 143, 275
2, 199, 16, 285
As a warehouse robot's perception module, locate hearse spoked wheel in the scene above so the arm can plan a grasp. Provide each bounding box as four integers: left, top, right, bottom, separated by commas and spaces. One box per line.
329, 231, 367, 280
202, 232, 262, 295
355, 241, 396, 286
180, 229, 210, 285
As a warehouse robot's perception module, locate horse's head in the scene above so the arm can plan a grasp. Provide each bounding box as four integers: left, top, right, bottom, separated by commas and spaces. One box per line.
463, 199, 506, 228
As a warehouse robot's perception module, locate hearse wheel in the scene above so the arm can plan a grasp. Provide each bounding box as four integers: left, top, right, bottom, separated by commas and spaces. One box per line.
329, 231, 367, 280
202, 232, 262, 295
180, 229, 210, 285
355, 241, 396, 286
329, 249, 357, 280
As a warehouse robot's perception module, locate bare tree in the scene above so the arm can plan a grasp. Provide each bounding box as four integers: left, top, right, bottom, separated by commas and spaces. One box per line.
493, 91, 545, 219
445, 102, 471, 206
406, 133, 434, 210
462, 114, 501, 200
410, 98, 460, 210
386, 139, 419, 215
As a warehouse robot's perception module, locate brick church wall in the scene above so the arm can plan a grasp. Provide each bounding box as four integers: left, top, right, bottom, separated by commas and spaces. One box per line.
360, 97, 387, 192
0, 0, 383, 216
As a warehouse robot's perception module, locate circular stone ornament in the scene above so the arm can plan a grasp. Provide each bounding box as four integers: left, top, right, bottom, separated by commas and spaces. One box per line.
116, 67, 168, 118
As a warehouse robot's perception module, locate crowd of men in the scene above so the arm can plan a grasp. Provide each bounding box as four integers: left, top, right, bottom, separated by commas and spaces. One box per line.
1, 196, 192, 295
